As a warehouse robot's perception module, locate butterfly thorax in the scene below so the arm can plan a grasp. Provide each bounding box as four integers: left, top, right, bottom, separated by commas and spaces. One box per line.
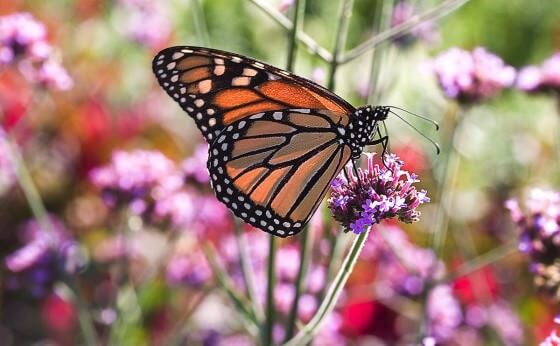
347, 106, 389, 158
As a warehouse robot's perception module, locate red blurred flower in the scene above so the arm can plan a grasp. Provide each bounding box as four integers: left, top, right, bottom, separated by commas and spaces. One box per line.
41, 294, 76, 333
340, 299, 399, 341
452, 266, 500, 305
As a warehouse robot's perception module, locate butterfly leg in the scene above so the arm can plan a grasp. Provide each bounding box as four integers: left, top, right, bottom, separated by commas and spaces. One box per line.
368, 132, 390, 168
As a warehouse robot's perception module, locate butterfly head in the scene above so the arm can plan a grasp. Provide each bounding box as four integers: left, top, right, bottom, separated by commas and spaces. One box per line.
348, 106, 389, 158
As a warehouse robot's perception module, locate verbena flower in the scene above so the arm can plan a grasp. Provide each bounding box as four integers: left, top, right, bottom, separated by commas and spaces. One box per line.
328, 153, 429, 234
0, 12, 72, 90
166, 237, 212, 288
426, 284, 463, 342
117, 0, 170, 49
182, 144, 210, 185
428, 47, 515, 102
506, 188, 560, 300
517, 52, 560, 92
4, 217, 80, 298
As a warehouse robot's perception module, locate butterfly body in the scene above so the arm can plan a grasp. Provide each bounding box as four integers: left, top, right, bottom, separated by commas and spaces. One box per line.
153, 46, 388, 237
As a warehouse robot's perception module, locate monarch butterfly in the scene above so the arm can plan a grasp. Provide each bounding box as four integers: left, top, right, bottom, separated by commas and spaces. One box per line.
153, 46, 427, 237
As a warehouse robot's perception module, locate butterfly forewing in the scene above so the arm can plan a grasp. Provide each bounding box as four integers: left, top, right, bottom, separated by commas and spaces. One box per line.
152, 46, 355, 143
208, 109, 352, 237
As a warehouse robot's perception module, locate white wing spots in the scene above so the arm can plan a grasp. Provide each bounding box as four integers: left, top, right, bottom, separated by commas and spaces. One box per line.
212, 148, 219, 155
156, 59, 164, 66
187, 107, 194, 112
166, 62, 176, 70
163, 82, 169, 87
256, 210, 263, 216
171, 75, 179, 82
189, 94, 196, 99
201, 125, 207, 132
196, 113, 203, 120
181, 49, 193, 53
208, 118, 217, 127
214, 58, 225, 64
180, 97, 186, 103
232, 76, 251, 86
207, 108, 215, 115
244, 203, 251, 209
293, 108, 311, 113
232, 133, 239, 139
160, 73, 167, 78
250, 113, 264, 119
172, 52, 185, 59
294, 222, 302, 228
231, 56, 242, 63
283, 222, 291, 228
273, 112, 283, 120
198, 79, 212, 94
207, 133, 213, 140
227, 188, 233, 195
337, 127, 346, 135
243, 68, 258, 77
221, 143, 228, 151
268, 73, 280, 81
180, 87, 186, 94
277, 230, 286, 236
218, 135, 226, 143
253, 62, 265, 68
278, 70, 290, 76
238, 121, 246, 129
194, 99, 205, 108
260, 220, 267, 227
173, 93, 179, 99
274, 219, 280, 225
214, 65, 225, 76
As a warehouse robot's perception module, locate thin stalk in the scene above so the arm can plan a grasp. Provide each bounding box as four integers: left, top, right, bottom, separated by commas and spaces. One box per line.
262, 235, 277, 346
191, 0, 211, 46
442, 241, 518, 284
341, 0, 471, 64
5, 136, 98, 346
431, 105, 464, 257
285, 0, 306, 72
167, 287, 215, 346
284, 228, 371, 346
284, 228, 312, 341
249, 0, 332, 62
233, 220, 263, 321
202, 242, 260, 334
327, 0, 355, 90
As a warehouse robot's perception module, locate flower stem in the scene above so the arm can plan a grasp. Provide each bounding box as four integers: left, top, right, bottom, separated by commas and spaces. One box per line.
284, 227, 312, 341
262, 235, 277, 346
233, 220, 263, 321
5, 135, 99, 346
327, 0, 354, 90
284, 229, 370, 346
341, 0, 471, 64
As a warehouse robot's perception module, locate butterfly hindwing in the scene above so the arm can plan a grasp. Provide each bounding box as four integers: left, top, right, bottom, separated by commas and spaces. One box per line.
208, 109, 352, 237
152, 46, 355, 142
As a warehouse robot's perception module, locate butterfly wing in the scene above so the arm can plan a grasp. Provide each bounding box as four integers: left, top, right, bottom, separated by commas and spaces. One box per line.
208, 109, 352, 237
152, 46, 355, 142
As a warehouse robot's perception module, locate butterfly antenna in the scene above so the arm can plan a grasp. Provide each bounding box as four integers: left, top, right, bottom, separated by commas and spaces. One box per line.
388, 106, 439, 131
389, 110, 441, 155
351, 159, 363, 187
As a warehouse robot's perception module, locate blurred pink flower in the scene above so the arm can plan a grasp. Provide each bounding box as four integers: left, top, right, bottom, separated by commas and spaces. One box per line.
0, 12, 72, 90
166, 251, 212, 288
541, 316, 560, 346
426, 284, 463, 342
428, 47, 515, 102
182, 144, 210, 185
328, 153, 429, 234
506, 188, 560, 299
391, 1, 440, 46
117, 0, 171, 49
517, 53, 560, 92
0, 129, 14, 195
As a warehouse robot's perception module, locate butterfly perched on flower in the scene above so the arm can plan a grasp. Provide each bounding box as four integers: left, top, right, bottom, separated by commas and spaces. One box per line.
153, 46, 398, 237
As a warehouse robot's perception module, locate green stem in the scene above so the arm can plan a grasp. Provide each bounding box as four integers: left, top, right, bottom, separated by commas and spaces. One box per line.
5, 136, 98, 346
327, 0, 355, 90
191, 0, 210, 46
233, 220, 263, 321
248, 0, 332, 62
262, 235, 277, 346
202, 243, 260, 334
284, 229, 370, 346
341, 0, 471, 64
285, 0, 306, 72
284, 228, 311, 341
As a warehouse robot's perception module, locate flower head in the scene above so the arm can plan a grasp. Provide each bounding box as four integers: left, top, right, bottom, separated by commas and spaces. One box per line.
426, 284, 463, 342
0, 12, 72, 90
541, 316, 560, 346
506, 188, 560, 299
117, 0, 171, 49
328, 153, 429, 234
516, 52, 560, 92
428, 47, 515, 102
391, 1, 439, 46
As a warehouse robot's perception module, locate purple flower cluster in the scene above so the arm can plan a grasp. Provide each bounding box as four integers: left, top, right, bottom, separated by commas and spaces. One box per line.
0, 12, 72, 90
517, 52, 560, 92
90, 149, 230, 233
165, 235, 212, 288
428, 47, 515, 102
426, 285, 463, 341
328, 153, 429, 234
391, 1, 439, 46
117, 0, 171, 49
506, 188, 560, 299
4, 216, 83, 298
